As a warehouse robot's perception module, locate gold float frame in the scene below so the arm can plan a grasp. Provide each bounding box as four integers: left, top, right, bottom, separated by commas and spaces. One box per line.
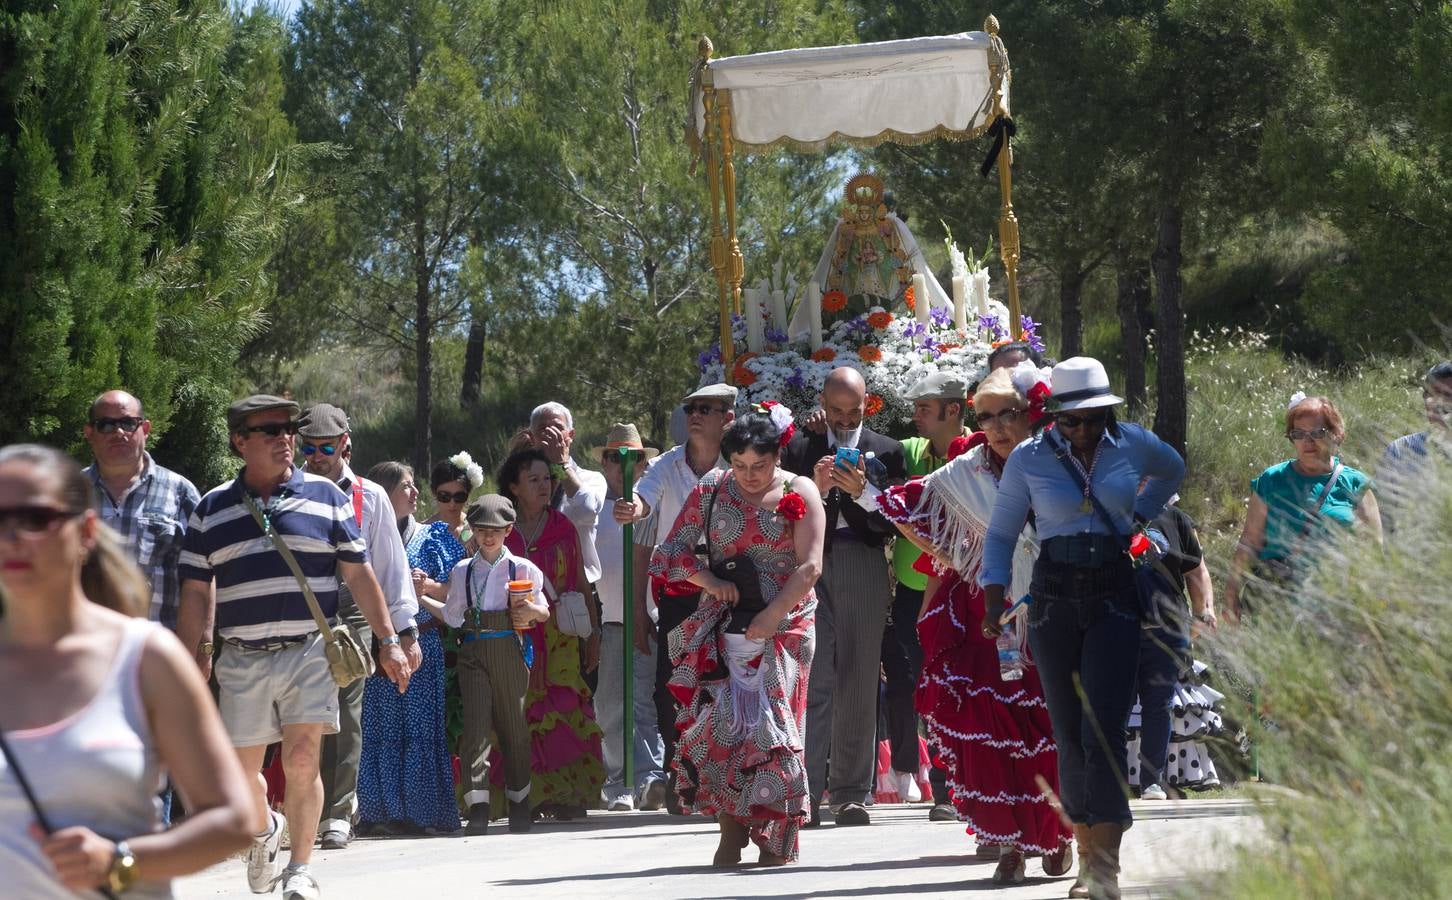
691, 16, 1023, 381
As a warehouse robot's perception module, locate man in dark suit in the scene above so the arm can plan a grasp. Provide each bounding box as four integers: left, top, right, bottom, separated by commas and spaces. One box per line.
782, 366, 905, 826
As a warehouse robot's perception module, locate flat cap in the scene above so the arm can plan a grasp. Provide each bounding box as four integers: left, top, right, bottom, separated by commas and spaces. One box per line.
227, 394, 300, 432
298, 403, 351, 438
903, 371, 969, 402
466, 493, 516, 529
682, 382, 738, 405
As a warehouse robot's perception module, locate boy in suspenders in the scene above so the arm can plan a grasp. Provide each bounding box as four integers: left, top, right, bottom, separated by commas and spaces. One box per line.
433, 494, 550, 835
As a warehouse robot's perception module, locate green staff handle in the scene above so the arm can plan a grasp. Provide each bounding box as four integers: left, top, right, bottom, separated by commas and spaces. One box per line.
619, 446, 640, 793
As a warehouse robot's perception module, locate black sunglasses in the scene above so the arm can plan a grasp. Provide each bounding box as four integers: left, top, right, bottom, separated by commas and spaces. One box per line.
681, 403, 726, 416
300, 442, 338, 457
1054, 411, 1108, 429
0, 505, 83, 537
435, 490, 470, 504
244, 421, 300, 438
91, 416, 145, 434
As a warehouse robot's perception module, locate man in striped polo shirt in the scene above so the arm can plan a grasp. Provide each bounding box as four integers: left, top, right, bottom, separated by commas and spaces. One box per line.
177, 395, 410, 900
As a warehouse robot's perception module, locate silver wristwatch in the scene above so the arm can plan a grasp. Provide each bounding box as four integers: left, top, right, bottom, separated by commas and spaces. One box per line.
380, 633, 402, 646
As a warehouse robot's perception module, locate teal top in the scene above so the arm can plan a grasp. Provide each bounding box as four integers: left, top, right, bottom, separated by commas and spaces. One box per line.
1251, 458, 1371, 560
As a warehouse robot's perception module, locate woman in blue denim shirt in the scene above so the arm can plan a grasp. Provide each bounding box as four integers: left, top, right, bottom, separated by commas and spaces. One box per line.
979, 357, 1185, 900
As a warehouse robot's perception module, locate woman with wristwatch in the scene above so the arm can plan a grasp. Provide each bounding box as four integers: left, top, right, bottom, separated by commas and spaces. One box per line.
0, 444, 256, 898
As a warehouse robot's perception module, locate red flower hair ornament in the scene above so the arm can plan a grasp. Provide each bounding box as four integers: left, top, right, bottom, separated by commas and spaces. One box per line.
1008, 361, 1055, 425
754, 399, 796, 448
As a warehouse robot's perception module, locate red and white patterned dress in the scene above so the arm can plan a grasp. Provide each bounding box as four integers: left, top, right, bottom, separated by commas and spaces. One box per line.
649, 470, 816, 862
879, 444, 1072, 855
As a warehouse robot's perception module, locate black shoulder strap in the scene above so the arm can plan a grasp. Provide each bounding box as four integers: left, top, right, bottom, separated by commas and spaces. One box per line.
703, 474, 723, 563
465, 558, 478, 610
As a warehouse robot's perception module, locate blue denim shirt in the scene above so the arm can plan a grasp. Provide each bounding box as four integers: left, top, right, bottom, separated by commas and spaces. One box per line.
979, 422, 1185, 588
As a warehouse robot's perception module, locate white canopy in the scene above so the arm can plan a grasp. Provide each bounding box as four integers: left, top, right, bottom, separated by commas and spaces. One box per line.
693, 32, 1009, 154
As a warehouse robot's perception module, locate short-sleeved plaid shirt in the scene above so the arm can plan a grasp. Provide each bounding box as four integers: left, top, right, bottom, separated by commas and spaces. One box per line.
84, 453, 202, 630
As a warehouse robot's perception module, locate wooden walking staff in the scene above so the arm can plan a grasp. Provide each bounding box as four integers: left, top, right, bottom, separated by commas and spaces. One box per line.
618, 445, 641, 791
983, 15, 1023, 336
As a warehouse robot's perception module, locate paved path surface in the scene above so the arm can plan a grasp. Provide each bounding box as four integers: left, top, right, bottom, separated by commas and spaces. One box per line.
177, 798, 1257, 899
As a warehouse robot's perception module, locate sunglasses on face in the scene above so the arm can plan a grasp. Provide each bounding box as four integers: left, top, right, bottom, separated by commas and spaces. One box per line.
91, 417, 144, 435
435, 490, 470, 504
1055, 412, 1108, 429
300, 442, 338, 457
1288, 427, 1332, 442
0, 505, 82, 539
244, 421, 300, 438
976, 408, 1025, 428
682, 403, 725, 417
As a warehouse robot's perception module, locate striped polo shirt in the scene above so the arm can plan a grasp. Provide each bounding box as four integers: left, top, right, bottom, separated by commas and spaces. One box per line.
179, 466, 368, 641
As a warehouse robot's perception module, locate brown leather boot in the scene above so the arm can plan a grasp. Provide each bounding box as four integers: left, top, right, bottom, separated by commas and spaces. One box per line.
713, 814, 750, 867
1085, 823, 1124, 900
1067, 823, 1093, 898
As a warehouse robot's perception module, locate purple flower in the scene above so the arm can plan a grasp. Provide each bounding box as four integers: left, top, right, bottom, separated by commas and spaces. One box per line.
1028, 333, 1046, 354
786, 367, 805, 389
930, 306, 951, 327
765, 327, 788, 344
902, 322, 926, 339
978, 313, 1000, 332
697, 344, 722, 372
1020, 315, 1038, 334
848, 316, 871, 334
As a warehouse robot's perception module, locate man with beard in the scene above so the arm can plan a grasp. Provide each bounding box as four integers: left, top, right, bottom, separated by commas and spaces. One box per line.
783, 366, 905, 826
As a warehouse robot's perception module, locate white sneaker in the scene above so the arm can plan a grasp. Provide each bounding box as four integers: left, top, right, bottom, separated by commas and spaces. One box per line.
606, 794, 634, 812
1141, 783, 1168, 800
246, 810, 285, 893
280, 866, 320, 900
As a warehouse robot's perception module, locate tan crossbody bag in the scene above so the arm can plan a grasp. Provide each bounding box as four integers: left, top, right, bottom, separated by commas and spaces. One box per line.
243, 493, 375, 687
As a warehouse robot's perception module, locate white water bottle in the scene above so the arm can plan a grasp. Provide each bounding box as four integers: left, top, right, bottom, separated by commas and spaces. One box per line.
997, 619, 1025, 682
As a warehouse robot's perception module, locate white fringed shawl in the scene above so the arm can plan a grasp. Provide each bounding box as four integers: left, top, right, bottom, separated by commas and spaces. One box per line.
898, 445, 1037, 599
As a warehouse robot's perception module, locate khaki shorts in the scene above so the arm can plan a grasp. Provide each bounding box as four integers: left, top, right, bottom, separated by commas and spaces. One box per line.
216, 633, 339, 747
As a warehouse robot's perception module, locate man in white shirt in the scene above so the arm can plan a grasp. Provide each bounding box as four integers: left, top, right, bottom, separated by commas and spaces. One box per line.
613, 382, 736, 813
295, 403, 421, 850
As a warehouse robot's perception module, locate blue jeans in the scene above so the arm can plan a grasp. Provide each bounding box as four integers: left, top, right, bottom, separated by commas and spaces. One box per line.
1136, 626, 1190, 788
1027, 558, 1142, 827
598, 623, 665, 801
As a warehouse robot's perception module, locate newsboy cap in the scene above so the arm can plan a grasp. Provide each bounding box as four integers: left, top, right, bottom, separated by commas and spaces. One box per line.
903, 371, 969, 402
227, 394, 300, 432
682, 383, 738, 405
466, 493, 517, 529
298, 403, 352, 438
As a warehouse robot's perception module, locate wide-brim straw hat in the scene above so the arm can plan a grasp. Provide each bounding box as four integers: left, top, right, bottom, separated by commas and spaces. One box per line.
591, 422, 660, 461
1049, 357, 1124, 411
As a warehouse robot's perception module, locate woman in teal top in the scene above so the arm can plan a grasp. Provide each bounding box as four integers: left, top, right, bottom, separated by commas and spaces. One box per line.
1226, 395, 1382, 618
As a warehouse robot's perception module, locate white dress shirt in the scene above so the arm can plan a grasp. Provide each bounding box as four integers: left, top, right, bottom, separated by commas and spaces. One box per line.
632, 444, 725, 548
441, 546, 544, 626
558, 458, 607, 583
338, 464, 417, 632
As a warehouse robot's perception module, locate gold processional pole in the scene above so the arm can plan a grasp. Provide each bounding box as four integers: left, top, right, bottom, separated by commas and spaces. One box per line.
984, 14, 1022, 337
696, 37, 735, 380
719, 91, 745, 319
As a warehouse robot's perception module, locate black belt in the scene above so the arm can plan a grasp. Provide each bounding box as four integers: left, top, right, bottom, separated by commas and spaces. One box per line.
223, 633, 317, 651
1040, 533, 1125, 567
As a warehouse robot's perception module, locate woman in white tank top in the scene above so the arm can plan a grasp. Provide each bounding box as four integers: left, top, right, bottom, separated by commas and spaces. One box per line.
0, 444, 258, 898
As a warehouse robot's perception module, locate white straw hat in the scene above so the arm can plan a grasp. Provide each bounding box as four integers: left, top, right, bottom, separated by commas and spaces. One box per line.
1048, 357, 1124, 411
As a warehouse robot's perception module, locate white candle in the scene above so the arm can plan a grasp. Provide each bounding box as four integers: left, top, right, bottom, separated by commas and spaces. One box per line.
913, 273, 930, 325
769, 289, 788, 340
951, 275, 968, 331
807, 282, 823, 350
744, 288, 765, 353
973, 269, 991, 317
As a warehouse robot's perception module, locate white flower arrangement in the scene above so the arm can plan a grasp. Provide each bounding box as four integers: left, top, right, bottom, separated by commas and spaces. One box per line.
700, 299, 1031, 426
448, 451, 485, 489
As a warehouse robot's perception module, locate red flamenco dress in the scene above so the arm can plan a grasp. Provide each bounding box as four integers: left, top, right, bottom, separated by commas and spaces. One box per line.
879, 447, 1071, 855
649, 471, 816, 862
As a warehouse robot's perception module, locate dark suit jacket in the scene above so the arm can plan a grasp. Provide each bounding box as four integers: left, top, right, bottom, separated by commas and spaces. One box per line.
782, 426, 906, 551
